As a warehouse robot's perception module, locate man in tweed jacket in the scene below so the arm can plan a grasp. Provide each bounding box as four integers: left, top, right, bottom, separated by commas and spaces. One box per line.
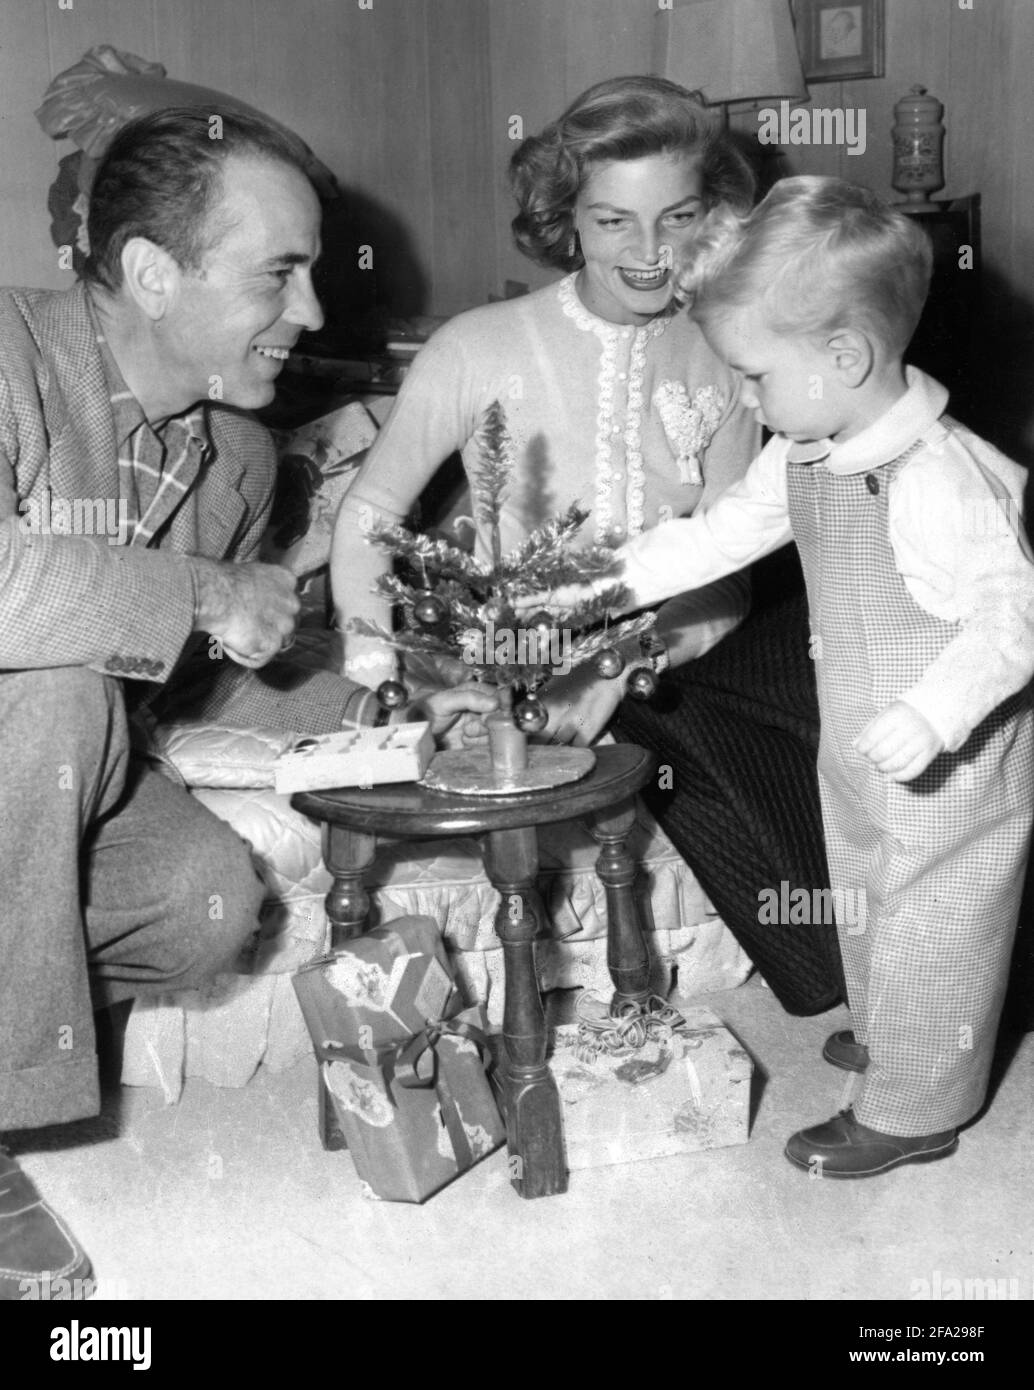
0, 108, 491, 1298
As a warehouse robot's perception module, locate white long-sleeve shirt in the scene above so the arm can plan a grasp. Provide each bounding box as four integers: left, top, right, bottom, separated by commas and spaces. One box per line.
615, 369, 1034, 752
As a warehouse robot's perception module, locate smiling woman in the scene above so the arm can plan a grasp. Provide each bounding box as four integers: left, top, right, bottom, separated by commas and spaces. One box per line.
333, 75, 758, 689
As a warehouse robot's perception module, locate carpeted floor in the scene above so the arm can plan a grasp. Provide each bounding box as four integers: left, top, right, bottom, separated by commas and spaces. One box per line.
10, 975, 1033, 1301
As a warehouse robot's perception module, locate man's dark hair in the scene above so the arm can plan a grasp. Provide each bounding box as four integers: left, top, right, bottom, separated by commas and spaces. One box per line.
84, 106, 315, 291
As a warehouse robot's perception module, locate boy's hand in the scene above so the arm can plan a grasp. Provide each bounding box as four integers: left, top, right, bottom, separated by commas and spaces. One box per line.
410, 683, 499, 745
855, 701, 945, 782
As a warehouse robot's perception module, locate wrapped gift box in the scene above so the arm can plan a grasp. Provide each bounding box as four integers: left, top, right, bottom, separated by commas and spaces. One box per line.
321, 1005, 505, 1203
293, 915, 459, 1051
550, 1005, 752, 1170
293, 917, 504, 1201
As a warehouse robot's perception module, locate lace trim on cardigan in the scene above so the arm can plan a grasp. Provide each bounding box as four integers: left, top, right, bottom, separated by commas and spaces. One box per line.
557, 274, 671, 541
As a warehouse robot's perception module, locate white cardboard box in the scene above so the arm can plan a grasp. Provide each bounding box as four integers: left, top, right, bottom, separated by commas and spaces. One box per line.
273, 722, 435, 794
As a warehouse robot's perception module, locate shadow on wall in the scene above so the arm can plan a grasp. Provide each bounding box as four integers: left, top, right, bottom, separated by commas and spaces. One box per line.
969, 265, 1034, 475
46, 151, 429, 358
307, 188, 429, 356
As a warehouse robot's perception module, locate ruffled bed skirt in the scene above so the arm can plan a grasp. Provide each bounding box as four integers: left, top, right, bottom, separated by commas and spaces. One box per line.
122, 773, 751, 1101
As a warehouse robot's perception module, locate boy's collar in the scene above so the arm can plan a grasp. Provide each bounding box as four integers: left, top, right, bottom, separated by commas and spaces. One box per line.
784, 367, 949, 472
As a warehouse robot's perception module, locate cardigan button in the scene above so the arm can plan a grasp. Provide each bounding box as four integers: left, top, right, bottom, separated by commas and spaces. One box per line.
865, 474, 880, 495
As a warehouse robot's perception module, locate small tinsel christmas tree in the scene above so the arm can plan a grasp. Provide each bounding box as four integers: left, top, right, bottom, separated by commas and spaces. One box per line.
349, 400, 664, 733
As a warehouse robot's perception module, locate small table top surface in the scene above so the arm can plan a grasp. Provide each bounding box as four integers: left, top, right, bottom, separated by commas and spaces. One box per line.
292, 742, 656, 838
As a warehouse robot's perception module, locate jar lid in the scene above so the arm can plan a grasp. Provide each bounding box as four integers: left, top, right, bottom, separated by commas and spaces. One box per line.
894, 85, 944, 120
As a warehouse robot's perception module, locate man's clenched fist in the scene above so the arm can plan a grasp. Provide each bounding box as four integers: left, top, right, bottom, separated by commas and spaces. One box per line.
191, 557, 300, 668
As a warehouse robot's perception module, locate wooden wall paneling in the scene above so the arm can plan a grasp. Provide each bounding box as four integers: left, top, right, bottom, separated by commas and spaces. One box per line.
425, 0, 496, 315
152, 0, 259, 102
945, 0, 1034, 462
944, 0, 1009, 270
1001, 0, 1034, 461
489, 0, 570, 295
0, 0, 64, 287
327, 0, 433, 318
834, 0, 950, 197
43, 0, 159, 72
251, 0, 434, 319
561, 0, 652, 104
1001, 0, 1034, 296
35, 0, 160, 289
249, 0, 358, 169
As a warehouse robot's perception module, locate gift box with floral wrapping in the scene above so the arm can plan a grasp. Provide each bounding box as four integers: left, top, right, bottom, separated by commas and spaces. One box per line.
292, 916, 504, 1202
550, 999, 752, 1171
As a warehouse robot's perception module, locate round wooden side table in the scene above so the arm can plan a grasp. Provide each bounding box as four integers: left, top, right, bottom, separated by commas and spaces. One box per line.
293, 742, 657, 1199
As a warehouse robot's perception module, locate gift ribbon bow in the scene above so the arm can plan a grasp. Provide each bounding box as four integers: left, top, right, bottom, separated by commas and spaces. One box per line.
393, 1016, 491, 1087
575, 993, 687, 1063
318, 1016, 491, 1170
392, 1017, 492, 1171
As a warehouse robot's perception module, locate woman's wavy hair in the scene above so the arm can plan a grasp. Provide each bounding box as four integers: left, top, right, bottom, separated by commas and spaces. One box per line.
509, 76, 756, 272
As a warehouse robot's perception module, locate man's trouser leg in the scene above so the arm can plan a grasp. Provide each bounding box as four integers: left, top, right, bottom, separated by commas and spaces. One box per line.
0, 668, 264, 1133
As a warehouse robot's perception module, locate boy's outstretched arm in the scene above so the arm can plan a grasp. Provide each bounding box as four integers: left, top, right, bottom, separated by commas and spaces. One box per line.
517, 441, 793, 615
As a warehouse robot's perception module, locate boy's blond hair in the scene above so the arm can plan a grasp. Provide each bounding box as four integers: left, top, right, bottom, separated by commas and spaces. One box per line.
675, 175, 933, 357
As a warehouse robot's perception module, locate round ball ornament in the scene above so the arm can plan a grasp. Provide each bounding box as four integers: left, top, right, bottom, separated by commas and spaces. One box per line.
376, 680, 408, 711
480, 598, 516, 627
513, 696, 549, 734
525, 609, 556, 639
627, 665, 659, 701
525, 609, 558, 667
413, 590, 447, 627
594, 646, 625, 680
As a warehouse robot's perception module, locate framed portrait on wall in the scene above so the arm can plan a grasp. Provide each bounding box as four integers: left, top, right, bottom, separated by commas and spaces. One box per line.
792, 0, 885, 82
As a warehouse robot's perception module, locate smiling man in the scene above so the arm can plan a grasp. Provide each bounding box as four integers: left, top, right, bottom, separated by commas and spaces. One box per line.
0, 107, 493, 1300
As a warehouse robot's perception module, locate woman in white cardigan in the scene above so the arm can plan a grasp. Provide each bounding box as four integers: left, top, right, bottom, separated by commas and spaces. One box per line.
332, 76, 757, 734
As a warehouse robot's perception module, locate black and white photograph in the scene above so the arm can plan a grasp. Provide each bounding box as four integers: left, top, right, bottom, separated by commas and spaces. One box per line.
0, 0, 1030, 1349
795, 0, 886, 82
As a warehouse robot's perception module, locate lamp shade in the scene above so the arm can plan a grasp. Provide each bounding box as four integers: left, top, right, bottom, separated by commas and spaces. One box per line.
653, 0, 808, 106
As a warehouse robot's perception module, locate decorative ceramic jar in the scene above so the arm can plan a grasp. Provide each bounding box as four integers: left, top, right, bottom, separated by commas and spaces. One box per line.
892, 85, 945, 209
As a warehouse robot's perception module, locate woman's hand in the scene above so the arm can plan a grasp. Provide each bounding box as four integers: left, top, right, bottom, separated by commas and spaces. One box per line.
512, 582, 602, 616
855, 700, 945, 782
536, 663, 626, 746
409, 682, 499, 746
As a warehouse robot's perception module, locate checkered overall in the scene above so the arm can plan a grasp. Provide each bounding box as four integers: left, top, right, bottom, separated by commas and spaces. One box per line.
787, 434, 1034, 1134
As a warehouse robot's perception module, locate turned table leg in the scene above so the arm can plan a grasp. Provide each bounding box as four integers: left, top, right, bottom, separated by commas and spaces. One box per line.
590, 798, 652, 1013
317, 822, 377, 1151
485, 826, 567, 1198
324, 823, 377, 948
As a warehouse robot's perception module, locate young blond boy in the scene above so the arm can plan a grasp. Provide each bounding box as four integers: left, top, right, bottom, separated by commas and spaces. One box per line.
540, 176, 1034, 1176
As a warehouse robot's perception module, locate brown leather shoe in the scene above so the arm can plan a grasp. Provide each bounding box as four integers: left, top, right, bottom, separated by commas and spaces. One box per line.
785, 1107, 958, 1178
0, 1147, 92, 1300
822, 1029, 869, 1072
